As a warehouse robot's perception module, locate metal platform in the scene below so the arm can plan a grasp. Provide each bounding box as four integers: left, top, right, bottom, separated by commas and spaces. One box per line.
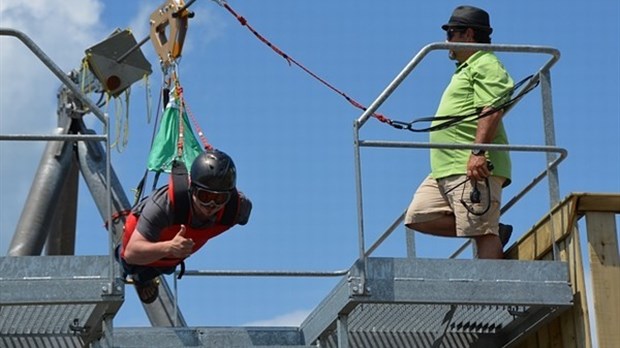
299, 257, 573, 348
112, 257, 574, 348
0, 28, 583, 348
0, 256, 124, 347
0, 256, 572, 348
113, 327, 313, 348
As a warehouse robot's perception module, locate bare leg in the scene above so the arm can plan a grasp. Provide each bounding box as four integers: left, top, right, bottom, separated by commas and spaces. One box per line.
406, 215, 456, 237
408, 217, 503, 259
474, 234, 503, 259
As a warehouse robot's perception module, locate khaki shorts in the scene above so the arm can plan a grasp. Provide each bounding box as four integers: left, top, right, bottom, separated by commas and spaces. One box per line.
405, 174, 505, 237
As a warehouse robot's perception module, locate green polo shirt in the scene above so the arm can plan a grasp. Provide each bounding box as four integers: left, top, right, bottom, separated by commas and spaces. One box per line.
429, 50, 514, 186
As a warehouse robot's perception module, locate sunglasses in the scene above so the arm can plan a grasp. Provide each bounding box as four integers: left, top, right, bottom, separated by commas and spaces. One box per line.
192, 186, 231, 206
446, 27, 467, 40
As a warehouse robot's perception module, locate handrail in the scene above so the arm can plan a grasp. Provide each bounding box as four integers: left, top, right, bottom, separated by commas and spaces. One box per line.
177, 269, 349, 277
352, 42, 564, 280
0, 28, 108, 124
0, 28, 115, 289
362, 144, 568, 258
171, 268, 350, 327
355, 42, 560, 127
2, 27, 567, 322
449, 146, 567, 258
0, 134, 107, 141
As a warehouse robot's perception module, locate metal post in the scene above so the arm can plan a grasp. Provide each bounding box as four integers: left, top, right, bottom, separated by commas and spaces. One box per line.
90, 314, 115, 348
104, 112, 115, 294
45, 155, 79, 255
174, 275, 179, 327
540, 69, 560, 260
352, 121, 367, 292
406, 227, 416, 258
540, 69, 560, 205
337, 314, 349, 348
8, 131, 75, 256
76, 130, 131, 244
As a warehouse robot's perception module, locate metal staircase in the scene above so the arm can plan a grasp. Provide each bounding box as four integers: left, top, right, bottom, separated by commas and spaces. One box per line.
2, 28, 607, 348
299, 257, 572, 348
0, 256, 123, 347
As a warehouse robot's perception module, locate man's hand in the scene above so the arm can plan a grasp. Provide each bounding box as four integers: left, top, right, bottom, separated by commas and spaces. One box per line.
167, 225, 194, 259
469, 106, 503, 181
467, 154, 490, 181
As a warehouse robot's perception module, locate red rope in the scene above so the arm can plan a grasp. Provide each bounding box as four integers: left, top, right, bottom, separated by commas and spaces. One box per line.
174, 80, 185, 158
221, 3, 392, 125
174, 78, 212, 150
184, 102, 213, 150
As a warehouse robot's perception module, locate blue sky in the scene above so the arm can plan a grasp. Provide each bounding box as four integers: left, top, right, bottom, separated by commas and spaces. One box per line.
1, 0, 619, 328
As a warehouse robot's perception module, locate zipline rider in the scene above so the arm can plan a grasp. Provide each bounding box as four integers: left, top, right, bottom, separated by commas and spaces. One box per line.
117, 149, 252, 303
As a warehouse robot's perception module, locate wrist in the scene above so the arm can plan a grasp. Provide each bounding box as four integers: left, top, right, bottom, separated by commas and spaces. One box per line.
471, 148, 486, 156
162, 240, 174, 256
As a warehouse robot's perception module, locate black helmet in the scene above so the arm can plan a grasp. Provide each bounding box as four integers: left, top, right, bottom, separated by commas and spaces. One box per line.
190, 149, 236, 192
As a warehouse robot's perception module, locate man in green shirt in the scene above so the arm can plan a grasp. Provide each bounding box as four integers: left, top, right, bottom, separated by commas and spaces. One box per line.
405, 5, 513, 259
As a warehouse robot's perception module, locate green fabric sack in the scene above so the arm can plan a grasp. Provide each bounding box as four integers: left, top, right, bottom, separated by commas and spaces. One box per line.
147, 98, 203, 173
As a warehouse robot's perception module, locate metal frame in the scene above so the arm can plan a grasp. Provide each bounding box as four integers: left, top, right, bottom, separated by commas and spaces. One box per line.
0, 256, 124, 347
299, 257, 573, 348
161, 43, 571, 348
352, 43, 566, 273
0, 27, 114, 286
0, 28, 577, 348
112, 327, 308, 347
0, 28, 122, 347
1, 27, 189, 330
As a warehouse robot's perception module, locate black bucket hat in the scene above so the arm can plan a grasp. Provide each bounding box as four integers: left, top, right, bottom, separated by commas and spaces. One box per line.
441, 5, 493, 33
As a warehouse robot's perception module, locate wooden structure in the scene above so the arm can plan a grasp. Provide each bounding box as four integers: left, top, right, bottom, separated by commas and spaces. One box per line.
507, 193, 620, 348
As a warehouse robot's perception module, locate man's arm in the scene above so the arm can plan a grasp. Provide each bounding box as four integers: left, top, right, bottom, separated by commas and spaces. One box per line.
467, 107, 504, 181
123, 225, 194, 265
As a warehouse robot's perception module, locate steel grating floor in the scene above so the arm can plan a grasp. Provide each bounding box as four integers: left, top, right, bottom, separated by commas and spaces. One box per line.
0, 256, 573, 348
0, 256, 124, 347
0, 304, 96, 348
317, 303, 558, 348
112, 327, 313, 348
349, 303, 514, 333
301, 257, 573, 348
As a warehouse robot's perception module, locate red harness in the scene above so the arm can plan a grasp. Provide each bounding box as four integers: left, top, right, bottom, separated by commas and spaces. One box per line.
121, 160, 240, 268
121, 209, 231, 268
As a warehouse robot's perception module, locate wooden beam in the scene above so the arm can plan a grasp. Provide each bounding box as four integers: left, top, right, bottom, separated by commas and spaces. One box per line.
577, 193, 620, 213
505, 194, 579, 260
505, 193, 620, 261
585, 212, 620, 348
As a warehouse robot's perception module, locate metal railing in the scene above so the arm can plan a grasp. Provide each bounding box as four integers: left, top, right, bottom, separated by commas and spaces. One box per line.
353, 42, 566, 279
171, 43, 567, 314
0, 28, 115, 285
1, 30, 568, 334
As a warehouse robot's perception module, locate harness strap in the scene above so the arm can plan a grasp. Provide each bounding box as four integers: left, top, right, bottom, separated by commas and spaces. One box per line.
170, 160, 191, 225
219, 189, 240, 226
103, 209, 132, 229
392, 74, 539, 132
177, 260, 186, 279
167, 160, 239, 279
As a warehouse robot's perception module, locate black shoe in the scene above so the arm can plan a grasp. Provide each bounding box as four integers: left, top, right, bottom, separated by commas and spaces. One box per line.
499, 223, 513, 247
135, 278, 159, 304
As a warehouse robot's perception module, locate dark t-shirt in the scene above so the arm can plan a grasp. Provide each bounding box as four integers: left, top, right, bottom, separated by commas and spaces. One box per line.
134, 186, 218, 242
